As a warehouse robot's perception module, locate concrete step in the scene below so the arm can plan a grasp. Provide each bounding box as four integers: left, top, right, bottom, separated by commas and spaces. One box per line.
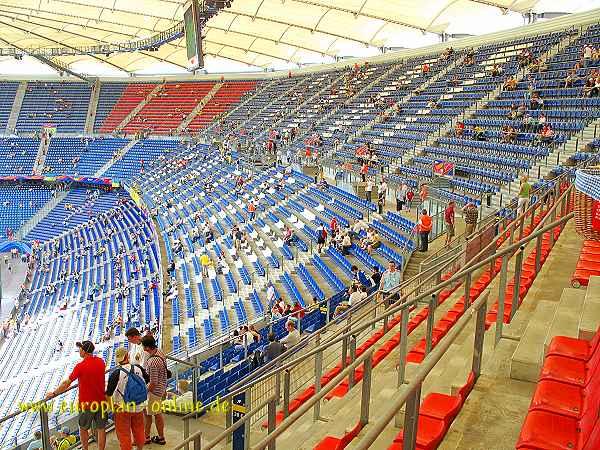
510, 301, 557, 382
543, 288, 586, 354
579, 276, 600, 341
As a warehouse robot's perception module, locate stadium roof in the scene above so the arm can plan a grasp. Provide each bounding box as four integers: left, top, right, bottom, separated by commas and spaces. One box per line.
0, 0, 598, 76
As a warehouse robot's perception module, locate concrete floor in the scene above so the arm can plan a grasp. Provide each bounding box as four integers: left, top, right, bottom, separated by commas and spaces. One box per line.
0, 252, 28, 321
439, 220, 584, 450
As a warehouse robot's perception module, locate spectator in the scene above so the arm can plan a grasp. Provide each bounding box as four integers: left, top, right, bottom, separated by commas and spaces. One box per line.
283, 226, 295, 246
330, 216, 338, 238
200, 253, 212, 277
27, 431, 42, 450
247, 201, 256, 221
280, 320, 300, 348
371, 266, 382, 289
517, 175, 532, 215
142, 335, 168, 446
462, 202, 479, 237
45, 341, 107, 450
125, 327, 147, 367
317, 224, 327, 253
264, 332, 285, 362
341, 232, 352, 255
106, 347, 149, 450
365, 178, 374, 202
539, 124, 555, 144
564, 71, 575, 88
444, 201, 455, 245
334, 285, 366, 317
351, 265, 371, 288
417, 209, 432, 252
396, 183, 408, 212
377, 178, 388, 206
380, 261, 401, 303
455, 121, 465, 137
52, 428, 76, 450
266, 283, 276, 310
503, 76, 517, 91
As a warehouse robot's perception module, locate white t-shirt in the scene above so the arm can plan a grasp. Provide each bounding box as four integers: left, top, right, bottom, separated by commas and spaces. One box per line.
107, 363, 147, 412
378, 182, 388, 195
281, 329, 301, 347
129, 343, 147, 367
348, 290, 366, 306
366, 181, 374, 192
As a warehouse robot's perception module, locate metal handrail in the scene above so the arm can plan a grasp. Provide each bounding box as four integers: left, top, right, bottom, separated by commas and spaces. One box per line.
207, 174, 575, 416
174, 204, 572, 448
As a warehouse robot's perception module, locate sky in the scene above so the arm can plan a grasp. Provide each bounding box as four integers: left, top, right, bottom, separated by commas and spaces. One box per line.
0, 0, 598, 77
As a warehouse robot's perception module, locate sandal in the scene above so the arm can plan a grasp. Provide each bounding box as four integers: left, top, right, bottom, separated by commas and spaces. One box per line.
145, 437, 152, 445
151, 436, 167, 445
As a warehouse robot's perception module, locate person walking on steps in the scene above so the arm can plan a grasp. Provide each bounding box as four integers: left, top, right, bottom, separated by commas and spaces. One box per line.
418, 209, 432, 252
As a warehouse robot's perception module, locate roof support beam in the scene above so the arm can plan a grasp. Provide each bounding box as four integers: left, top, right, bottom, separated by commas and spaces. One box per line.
0, 12, 131, 73
0, 33, 90, 82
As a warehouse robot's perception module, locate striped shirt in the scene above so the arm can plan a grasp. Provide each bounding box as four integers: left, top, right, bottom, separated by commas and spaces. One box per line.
144, 350, 168, 396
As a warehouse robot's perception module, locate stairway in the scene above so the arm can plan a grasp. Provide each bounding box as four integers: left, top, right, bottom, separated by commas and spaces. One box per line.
84, 79, 101, 134
32, 135, 51, 175
93, 139, 139, 177
402, 250, 428, 279
114, 83, 165, 133
177, 82, 223, 133
6, 81, 27, 134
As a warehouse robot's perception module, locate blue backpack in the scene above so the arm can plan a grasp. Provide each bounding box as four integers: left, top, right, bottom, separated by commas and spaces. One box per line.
118, 365, 148, 405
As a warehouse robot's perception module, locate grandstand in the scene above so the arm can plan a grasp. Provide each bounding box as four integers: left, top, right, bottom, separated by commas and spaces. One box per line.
0, 2, 598, 450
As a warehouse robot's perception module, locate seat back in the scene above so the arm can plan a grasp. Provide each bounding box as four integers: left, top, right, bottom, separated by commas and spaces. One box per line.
457, 371, 476, 403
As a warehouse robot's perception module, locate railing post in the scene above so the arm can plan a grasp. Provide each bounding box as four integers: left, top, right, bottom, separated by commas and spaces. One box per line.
495, 254, 509, 346
274, 369, 281, 405
425, 294, 437, 355
313, 334, 324, 422
283, 369, 290, 418
472, 297, 488, 379
402, 383, 422, 450
267, 397, 277, 450
397, 305, 409, 387
348, 335, 357, 390
40, 406, 51, 450
360, 351, 374, 426
341, 333, 349, 369
463, 272, 472, 312
549, 207, 557, 247
244, 389, 251, 450
225, 397, 233, 443
183, 417, 191, 450
535, 233, 543, 274
192, 432, 202, 450
383, 313, 389, 334
510, 246, 525, 321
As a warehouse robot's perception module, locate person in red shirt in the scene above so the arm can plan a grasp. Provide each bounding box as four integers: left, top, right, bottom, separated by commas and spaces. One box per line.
418, 209, 433, 252
247, 201, 256, 221
46, 341, 107, 450
444, 201, 456, 245
330, 217, 338, 238
317, 224, 328, 253
360, 162, 369, 182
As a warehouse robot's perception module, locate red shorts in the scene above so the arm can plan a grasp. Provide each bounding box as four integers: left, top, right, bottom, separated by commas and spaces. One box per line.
114, 411, 145, 450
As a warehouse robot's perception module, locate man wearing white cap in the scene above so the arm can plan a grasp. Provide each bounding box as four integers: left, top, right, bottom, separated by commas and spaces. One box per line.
106, 347, 149, 450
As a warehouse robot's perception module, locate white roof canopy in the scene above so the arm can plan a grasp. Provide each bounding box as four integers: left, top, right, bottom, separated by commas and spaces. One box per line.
0, 0, 596, 75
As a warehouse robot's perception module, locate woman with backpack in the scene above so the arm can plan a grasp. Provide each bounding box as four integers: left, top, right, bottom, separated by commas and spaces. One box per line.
106, 347, 149, 450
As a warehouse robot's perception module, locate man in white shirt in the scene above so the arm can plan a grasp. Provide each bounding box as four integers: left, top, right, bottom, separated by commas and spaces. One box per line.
365, 179, 374, 202
280, 321, 301, 348
266, 283, 276, 310
125, 327, 147, 367
378, 179, 388, 206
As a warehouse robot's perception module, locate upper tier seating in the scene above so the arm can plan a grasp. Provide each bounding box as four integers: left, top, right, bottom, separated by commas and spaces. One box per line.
17, 82, 91, 132
0, 138, 40, 176
0, 82, 18, 132
98, 83, 158, 133
123, 82, 215, 134
93, 82, 127, 132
